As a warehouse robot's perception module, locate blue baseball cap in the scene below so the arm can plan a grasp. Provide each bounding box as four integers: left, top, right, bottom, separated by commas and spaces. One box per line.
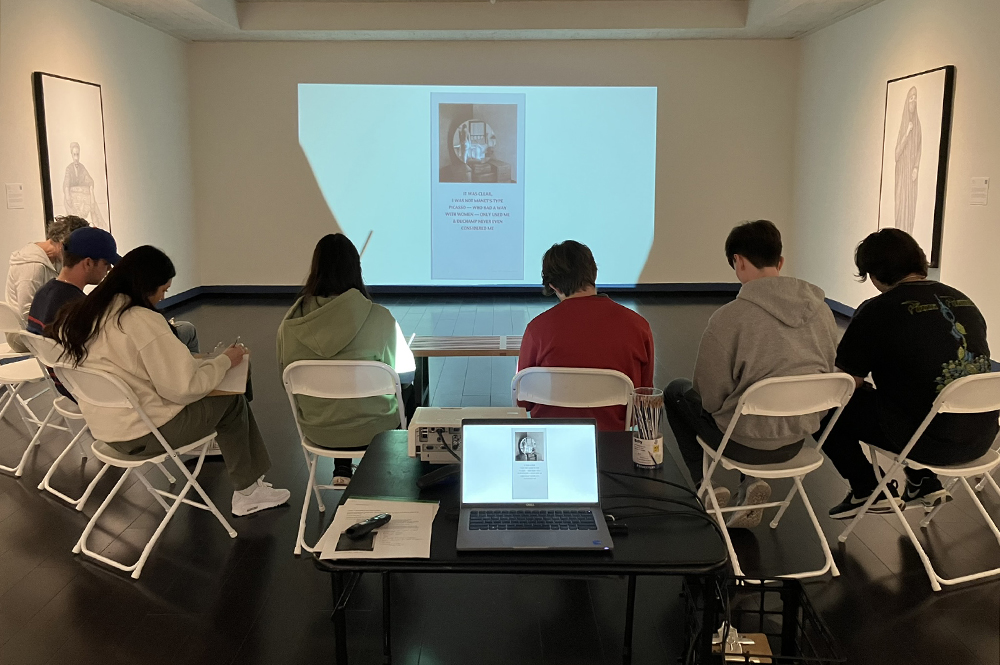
64, 227, 121, 265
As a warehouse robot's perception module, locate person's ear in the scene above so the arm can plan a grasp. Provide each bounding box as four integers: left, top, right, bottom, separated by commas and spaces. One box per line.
777, 256, 785, 271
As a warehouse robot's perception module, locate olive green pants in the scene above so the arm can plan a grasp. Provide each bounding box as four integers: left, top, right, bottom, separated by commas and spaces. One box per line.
110, 395, 271, 491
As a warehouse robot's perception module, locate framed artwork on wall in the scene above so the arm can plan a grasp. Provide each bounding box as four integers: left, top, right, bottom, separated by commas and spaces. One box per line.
32, 72, 112, 232
877, 65, 955, 267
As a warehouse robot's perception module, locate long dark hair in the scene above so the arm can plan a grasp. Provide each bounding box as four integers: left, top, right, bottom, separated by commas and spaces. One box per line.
50, 246, 177, 364
301, 234, 370, 300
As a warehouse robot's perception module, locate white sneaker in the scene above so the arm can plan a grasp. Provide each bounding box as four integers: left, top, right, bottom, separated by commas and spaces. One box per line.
726, 479, 771, 529
232, 479, 291, 516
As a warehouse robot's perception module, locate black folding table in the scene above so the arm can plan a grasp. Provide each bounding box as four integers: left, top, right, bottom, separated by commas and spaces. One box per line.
313, 430, 729, 664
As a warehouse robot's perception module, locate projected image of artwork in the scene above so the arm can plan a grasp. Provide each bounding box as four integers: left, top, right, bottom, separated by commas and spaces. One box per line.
431, 92, 526, 280
297, 84, 657, 286
877, 66, 955, 267
439, 104, 518, 184
33, 73, 112, 231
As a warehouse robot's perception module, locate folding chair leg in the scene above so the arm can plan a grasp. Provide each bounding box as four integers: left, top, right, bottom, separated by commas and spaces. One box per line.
168, 443, 237, 540
0, 382, 23, 423
885, 487, 942, 591
133, 474, 197, 579
769, 484, 800, 529
1, 403, 56, 477
75, 464, 110, 511
75, 467, 132, 555
788, 476, 840, 579
154, 462, 176, 485
38, 423, 90, 500
919, 477, 961, 528
295, 452, 319, 556
959, 476, 1000, 549
703, 476, 743, 577
137, 471, 172, 511
976, 471, 996, 493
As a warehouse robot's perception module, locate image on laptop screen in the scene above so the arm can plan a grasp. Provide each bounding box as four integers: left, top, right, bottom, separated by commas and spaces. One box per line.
461, 422, 599, 504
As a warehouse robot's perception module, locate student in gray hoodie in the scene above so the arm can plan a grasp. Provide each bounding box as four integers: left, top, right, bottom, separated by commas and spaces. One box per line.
4, 215, 89, 352
665, 220, 838, 527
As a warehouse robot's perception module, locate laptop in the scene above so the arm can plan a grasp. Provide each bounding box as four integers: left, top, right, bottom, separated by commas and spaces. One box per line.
456, 418, 613, 551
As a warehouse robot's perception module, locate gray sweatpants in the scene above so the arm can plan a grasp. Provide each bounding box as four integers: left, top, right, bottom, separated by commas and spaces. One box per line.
110, 395, 270, 490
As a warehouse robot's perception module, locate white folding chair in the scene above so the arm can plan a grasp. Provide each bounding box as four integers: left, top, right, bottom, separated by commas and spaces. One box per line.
20, 332, 176, 510
511, 367, 636, 428
837, 372, 1000, 591
0, 308, 71, 477
697, 374, 856, 580
55, 364, 236, 579
283, 360, 407, 555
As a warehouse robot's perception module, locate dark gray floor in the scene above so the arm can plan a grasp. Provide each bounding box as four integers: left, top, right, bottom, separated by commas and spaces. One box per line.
0, 294, 998, 665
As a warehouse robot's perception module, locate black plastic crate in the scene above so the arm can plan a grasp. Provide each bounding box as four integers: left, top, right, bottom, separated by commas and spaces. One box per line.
682, 577, 846, 664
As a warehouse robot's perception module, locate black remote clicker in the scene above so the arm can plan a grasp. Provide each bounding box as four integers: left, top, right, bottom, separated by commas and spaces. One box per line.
344, 513, 391, 540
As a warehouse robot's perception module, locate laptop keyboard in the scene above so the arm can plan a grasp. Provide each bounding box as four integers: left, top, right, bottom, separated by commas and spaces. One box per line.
468, 509, 598, 531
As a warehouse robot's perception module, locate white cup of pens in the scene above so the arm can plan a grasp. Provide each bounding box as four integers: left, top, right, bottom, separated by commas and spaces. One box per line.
631, 387, 664, 469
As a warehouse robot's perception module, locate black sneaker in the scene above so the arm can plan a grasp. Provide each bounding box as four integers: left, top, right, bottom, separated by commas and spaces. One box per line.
829, 480, 904, 519
901, 475, 952, 509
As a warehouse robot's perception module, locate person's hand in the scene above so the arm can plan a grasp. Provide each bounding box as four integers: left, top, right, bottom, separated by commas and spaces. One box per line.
223, 345, 247, 368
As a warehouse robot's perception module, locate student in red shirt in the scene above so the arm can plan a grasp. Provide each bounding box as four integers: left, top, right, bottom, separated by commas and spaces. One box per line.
517, 241, 654, 430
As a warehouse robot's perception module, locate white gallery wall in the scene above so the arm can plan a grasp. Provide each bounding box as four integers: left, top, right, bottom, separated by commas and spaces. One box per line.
187, 39, 799, 287
0, 0, 200, 294
794, 0, 1000, 341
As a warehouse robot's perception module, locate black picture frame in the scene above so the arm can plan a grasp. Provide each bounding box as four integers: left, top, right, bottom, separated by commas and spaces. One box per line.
32, 72, 112, 232
877, 65, 955, 268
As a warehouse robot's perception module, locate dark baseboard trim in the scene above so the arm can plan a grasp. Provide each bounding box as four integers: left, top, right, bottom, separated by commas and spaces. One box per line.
159, 283, 743, 308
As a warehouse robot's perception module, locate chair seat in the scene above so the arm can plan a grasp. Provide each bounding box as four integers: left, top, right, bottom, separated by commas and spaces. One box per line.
53, 396, 84, 419
302, 439, 366, 459
0, 357, 45, 383
900, 449, 1000, 476
697, 435, 825, 478
92, 434, 218, 468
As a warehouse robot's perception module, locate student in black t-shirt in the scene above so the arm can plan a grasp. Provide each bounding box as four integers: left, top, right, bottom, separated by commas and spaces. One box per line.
824, 229, 998, 519
26, 227, 119, 398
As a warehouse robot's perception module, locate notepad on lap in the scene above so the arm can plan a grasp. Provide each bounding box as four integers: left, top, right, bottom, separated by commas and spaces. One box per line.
209, 355, 249, 396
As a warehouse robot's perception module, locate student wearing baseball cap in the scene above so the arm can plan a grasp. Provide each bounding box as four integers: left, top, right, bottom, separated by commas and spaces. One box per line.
27, 227, 119, 337
26, 226, 118, 399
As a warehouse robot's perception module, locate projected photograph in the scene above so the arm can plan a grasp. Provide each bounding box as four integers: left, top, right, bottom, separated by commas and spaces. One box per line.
32, 72, 111, 231
439, 103, 518, 184
513, 431, 545, 462
877, 65, 955, 267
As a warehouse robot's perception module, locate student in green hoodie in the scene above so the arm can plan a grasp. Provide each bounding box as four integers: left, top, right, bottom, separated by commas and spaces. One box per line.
277, 233, 405, 487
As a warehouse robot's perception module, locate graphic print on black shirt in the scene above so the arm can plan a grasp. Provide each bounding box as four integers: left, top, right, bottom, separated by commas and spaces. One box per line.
836, 281, 998, 458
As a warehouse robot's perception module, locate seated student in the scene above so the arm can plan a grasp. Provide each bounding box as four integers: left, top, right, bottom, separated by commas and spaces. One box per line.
664, 220, 838, 528
517, 240, 654, 431
49, 245, 289, 516
26, 227, 118, 399
276, 233, 406, 488
823, 229, 997, 519
5, 215, 89, 352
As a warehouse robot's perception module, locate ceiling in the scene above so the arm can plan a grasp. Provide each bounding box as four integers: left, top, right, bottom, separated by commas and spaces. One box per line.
91, 0, 886, 41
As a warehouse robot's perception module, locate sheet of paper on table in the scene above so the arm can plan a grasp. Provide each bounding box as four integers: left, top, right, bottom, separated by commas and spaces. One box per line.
209, 355, 249, 396
317, 497, 439, 560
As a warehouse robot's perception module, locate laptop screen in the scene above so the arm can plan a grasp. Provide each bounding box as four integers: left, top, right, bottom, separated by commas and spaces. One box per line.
461, 420, 600, 505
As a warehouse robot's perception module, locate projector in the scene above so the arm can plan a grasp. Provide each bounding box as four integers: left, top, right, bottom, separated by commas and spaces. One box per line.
407, 406, 527, 463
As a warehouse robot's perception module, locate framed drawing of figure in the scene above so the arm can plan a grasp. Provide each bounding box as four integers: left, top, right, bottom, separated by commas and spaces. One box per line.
877, 65, 955, 267
32, 72, 111, 232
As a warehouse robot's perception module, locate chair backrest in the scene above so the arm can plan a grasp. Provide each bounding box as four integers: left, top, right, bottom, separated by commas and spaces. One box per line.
736, 373, 857, 418
54, 363, 136, 411
282, 360, 407, 431
934, 372, 1000, 415
0, 302, 23, 334
511, 367, 636, 427
18, 331, 65, 366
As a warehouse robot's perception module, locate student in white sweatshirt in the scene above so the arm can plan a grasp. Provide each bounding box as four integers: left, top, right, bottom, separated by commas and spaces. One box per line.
4, 215, 89, 352
48, 245, 289, 516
